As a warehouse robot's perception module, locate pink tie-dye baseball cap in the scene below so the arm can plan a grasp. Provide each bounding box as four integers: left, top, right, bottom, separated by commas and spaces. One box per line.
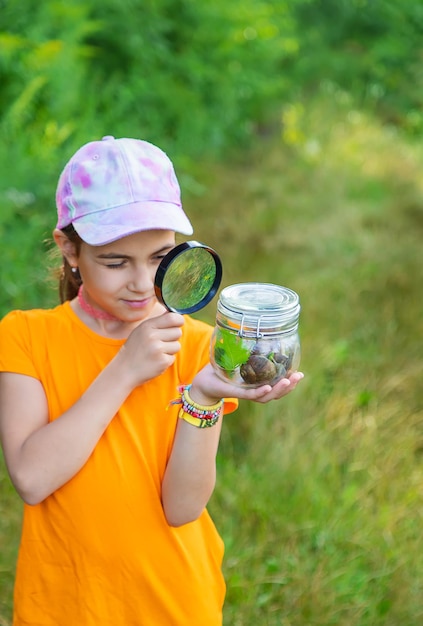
56, 136, 193, 245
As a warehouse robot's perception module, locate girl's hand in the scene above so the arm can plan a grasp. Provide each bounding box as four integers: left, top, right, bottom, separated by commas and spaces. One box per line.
190, 363, 304, 406
119, 312, 184, 386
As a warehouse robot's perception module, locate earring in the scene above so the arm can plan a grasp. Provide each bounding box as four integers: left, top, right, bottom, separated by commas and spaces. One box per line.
71, 266, 81, 282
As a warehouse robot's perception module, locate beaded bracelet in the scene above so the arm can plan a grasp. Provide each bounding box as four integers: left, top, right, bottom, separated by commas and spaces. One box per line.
169, 385, 224, 429
179, 409, 220, 429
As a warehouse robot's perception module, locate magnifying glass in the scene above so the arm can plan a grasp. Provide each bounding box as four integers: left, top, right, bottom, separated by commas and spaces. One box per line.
154, 241, 222, 314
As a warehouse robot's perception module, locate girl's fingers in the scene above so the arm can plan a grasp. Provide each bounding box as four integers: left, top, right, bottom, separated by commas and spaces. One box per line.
250, 372, 304, 403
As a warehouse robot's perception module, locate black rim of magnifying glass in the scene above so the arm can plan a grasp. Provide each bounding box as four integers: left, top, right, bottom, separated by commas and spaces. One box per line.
154, 241, 223, 314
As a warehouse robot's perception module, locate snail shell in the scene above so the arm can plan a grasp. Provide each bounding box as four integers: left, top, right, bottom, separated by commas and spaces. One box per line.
240, 354, 277, 384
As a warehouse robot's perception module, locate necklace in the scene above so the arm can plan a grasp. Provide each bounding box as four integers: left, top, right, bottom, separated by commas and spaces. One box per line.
77, 285, 120, 321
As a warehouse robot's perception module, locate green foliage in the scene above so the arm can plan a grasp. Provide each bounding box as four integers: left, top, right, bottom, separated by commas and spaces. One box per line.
1, 0, 421, 190
292, 0, 423, 133
0, 0, 304, 316
214, 327, 250, 372
1, 1, 422, 311
0, 0, 298, 162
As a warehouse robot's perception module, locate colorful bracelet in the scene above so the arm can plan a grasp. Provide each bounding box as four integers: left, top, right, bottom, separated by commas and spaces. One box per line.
169, 385, 224, 429
178, 409, 220, 429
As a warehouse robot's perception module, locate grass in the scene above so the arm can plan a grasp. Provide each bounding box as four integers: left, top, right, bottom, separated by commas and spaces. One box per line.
1, 91, 423, 624
193, 92, 423, 625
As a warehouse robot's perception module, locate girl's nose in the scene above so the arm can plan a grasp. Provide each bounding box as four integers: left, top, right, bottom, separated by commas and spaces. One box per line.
128, 265, 155, 292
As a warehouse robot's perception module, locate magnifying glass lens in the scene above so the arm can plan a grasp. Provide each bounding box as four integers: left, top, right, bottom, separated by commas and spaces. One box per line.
154, 242, 222, 314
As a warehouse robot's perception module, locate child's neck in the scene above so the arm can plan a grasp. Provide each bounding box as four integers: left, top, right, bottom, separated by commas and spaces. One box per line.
72, 285, 165, 340
77, 285, 119, 321
74, 285, 134, 339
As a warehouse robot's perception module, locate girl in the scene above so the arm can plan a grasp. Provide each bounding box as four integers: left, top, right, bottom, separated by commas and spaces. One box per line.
0, 136, 303, 626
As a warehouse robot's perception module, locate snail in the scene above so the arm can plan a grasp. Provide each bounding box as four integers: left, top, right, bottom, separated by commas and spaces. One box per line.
273, 352, 291, 371
239, 348, 294, 384
240, 354, 277, 384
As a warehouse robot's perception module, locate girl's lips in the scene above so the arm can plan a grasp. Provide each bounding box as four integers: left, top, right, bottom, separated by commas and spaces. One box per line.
123, 297, 152, 309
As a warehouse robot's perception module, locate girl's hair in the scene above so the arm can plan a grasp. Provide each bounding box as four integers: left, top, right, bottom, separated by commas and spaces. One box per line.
58, 225, 83, 303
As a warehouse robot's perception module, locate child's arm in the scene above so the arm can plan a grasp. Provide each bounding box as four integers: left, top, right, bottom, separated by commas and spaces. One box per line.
0, 363, 136, 505
161, 364, 303, 526
0, 312, 184, 505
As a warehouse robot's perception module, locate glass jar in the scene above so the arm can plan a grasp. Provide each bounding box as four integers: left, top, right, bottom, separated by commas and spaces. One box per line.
210, 283, 301, 388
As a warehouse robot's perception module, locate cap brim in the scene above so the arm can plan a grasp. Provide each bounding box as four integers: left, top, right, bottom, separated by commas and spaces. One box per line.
70, 201, 194, 245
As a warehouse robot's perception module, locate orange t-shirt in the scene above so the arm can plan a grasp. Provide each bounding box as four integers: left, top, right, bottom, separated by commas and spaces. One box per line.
0, 303, 237, 626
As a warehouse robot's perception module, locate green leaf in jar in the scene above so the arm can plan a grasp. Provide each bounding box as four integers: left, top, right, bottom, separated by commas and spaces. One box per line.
214, 328, 250, 371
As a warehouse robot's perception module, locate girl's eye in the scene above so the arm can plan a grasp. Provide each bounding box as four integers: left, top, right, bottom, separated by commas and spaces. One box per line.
106, 261, 126, 269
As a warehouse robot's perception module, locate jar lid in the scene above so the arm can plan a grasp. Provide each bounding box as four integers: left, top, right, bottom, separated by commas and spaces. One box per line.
220, 282, 299, 313
217, 282, 300, 333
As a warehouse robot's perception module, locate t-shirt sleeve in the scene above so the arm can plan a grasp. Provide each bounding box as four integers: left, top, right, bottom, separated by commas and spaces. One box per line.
0, 310, 39, 379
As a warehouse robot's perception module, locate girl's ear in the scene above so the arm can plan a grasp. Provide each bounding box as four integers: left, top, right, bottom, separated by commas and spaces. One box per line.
53, 229, 79, 267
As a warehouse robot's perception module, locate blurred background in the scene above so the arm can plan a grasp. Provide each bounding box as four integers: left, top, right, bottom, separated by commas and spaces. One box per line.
1, 1, 422, 624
